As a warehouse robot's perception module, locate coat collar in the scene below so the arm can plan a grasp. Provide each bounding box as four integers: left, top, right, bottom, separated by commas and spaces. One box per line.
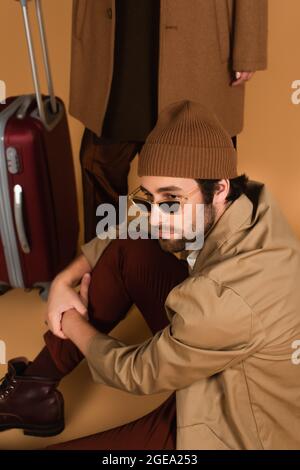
191, 191, 254, 275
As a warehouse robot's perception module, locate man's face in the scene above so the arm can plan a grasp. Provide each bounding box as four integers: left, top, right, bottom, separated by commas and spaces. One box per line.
138, 176, 221, 253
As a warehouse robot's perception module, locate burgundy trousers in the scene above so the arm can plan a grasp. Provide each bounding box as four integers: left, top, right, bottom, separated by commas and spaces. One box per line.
45, 237, 189, 450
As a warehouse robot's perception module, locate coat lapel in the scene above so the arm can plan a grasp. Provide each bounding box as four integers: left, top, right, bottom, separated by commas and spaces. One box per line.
192, 192, 254, 275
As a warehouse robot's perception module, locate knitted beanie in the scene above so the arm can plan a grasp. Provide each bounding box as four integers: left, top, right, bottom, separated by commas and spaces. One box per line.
138, 100, 238, 179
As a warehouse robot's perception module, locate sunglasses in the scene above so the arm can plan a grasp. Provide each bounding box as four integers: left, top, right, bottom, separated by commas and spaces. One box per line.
128, 185, 200, 215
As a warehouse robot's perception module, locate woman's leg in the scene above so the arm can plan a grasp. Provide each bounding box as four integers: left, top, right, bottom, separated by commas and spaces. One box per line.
80, 129, 143, 243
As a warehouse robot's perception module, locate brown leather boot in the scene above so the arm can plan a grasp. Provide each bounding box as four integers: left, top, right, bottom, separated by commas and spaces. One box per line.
0, 357, 64, 437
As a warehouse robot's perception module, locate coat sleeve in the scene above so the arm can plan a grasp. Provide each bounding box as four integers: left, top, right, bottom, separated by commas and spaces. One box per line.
232, 0, 268, 71
85, 275, 266, 395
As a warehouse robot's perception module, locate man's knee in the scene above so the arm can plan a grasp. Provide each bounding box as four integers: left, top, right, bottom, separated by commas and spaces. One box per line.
102, 238, 168, 271
103, 238, 187, 280
90, 238, 188, 293
89, 239, 160, 284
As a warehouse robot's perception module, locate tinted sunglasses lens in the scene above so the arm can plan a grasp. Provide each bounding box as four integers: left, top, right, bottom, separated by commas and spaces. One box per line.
132, 198, 152, 213
158, 201, 181, 214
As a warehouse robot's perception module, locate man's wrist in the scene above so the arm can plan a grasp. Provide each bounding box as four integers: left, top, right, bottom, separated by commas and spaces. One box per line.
62, 309, 86, 336
54, 270, 79, 288
61, 309, 98, 356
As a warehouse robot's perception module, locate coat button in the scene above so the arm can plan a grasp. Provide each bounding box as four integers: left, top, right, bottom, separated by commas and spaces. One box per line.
106, 7, 112, 19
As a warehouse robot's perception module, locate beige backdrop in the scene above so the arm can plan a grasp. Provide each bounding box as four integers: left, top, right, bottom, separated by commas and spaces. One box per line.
0, 0, 299, 450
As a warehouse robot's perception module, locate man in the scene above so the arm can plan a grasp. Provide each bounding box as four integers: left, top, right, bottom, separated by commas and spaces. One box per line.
1, 101, 299, 450
71, 0, 268, 242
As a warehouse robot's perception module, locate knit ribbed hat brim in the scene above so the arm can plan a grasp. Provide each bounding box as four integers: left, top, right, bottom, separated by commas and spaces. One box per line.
138, 100, 238, 179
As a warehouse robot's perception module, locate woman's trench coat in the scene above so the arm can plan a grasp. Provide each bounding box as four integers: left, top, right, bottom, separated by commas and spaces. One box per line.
69, 0, 268, 137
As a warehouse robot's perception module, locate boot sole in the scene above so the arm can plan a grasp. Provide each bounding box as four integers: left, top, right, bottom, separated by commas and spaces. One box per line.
0, 420, 65, 437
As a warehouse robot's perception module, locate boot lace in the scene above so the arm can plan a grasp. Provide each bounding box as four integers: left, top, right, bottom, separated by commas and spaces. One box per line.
0, 374, 16, 400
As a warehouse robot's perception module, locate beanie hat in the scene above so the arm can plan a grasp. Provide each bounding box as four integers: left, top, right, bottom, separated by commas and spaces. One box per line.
138, 100, 238, 179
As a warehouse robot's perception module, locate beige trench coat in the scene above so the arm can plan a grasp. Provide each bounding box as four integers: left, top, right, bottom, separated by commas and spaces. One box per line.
80, 181, 300, 449
69, 0, 268, 137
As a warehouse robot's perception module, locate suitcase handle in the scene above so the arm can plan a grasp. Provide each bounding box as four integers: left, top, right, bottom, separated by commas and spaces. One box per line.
18, 0, 57, 125
16, 94, 35, 119
13, 185, 31, 254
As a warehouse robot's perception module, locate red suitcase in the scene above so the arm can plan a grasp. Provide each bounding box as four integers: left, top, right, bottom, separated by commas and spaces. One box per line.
0, 0, 79, 300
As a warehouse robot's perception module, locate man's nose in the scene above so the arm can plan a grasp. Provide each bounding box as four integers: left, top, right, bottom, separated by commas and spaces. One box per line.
149, 203, 161, 227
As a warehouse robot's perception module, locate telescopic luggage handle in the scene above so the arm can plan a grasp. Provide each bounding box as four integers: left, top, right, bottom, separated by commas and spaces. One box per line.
16, 0, 58, 124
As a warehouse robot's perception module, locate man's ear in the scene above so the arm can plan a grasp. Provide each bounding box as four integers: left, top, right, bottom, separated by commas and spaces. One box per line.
213, 179, 230, 204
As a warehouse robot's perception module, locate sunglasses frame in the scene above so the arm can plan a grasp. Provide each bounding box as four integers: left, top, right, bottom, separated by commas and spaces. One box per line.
128, 185, 200, 215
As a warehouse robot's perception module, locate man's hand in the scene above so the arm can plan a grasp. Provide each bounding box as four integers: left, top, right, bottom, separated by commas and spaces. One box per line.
46, 272, 91, 339
232, 71, 255, 86
76, 272, 91, 321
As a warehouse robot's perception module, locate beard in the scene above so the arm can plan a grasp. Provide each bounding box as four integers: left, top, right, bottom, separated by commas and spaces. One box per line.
158, 203, 217, 253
